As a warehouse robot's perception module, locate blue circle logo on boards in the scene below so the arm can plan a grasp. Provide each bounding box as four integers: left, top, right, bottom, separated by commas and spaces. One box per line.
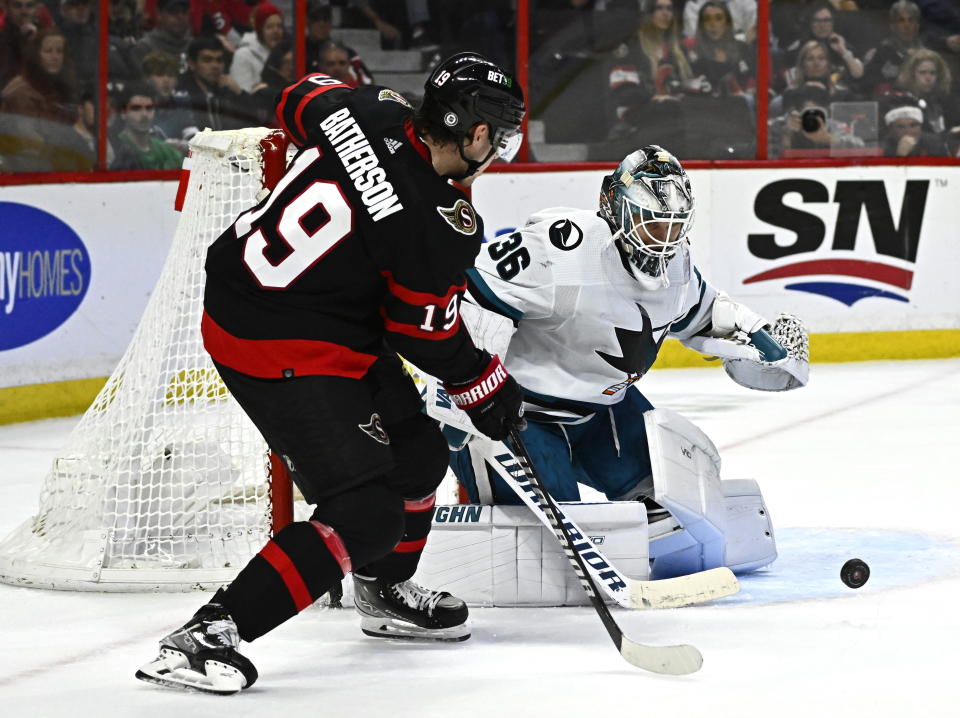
0, 202, 91, 350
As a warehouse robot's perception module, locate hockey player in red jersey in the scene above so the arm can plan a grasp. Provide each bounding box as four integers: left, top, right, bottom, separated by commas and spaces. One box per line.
136, 53, 526, 695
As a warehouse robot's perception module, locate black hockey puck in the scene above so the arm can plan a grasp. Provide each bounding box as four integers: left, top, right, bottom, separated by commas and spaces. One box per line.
840, 558, 870, 589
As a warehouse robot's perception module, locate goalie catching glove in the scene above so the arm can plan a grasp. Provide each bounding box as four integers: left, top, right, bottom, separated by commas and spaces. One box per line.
682, 293, 809, 392
443, 352, 526, 441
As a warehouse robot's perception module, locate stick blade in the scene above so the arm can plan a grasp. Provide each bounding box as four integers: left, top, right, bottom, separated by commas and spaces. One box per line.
620, 638, 703, 675
628, 567, 740, 609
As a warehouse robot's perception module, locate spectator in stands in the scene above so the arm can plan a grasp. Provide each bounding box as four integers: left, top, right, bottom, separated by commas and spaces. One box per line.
914, 1, 960, 83
785, 2, 864, 94
230, 2, 284, 93
249, 38, 292, 126
58, 0, 98, 82
776, 39, 854, 115
862, 1, 926, 98
306, 1, 373, 84
610, 0, 693, 104
142, 50, 192, 146
189, 0, 252, 54
682, 0, 756, 43
0, 26, 79, 171
895, 48, 960, 137
684, 1, 754, 97
108, 0, 145, 85
177, 35, 254, 134
768, 81, 864, 157
317, 40, 358, 87
880, 91, 948, 156
0, 0, 54, 89
111, 81, 184, 169
58, 85, 115, 170
134, 0, 193, 69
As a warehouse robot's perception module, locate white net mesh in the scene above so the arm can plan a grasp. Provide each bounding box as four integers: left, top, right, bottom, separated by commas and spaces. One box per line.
0, 129, 281, 591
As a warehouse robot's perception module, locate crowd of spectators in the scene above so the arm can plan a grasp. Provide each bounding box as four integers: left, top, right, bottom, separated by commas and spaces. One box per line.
532, 0, 960, 160
2, 0, 960, 173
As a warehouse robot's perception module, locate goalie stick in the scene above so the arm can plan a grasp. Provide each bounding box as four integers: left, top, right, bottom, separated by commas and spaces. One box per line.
478, 436, 739, 610
506, 427, 703, 675
416, 368, 739, 609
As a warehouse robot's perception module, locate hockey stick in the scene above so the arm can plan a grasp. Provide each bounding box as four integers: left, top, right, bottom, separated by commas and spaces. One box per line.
477, 437, 739, 610
413, 367, 737, 608
506, 427, 703, 675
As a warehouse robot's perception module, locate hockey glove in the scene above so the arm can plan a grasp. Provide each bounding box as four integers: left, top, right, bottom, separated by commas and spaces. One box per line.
443, 353, 526, 441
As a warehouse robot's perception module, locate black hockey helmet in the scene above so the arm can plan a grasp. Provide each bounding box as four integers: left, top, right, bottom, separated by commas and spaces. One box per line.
421, 52, 526, 171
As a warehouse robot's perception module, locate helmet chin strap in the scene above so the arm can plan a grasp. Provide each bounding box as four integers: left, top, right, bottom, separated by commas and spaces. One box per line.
445, 135, 498, 182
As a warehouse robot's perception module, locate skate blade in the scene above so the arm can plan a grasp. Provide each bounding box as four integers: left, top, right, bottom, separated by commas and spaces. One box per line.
135, 648, 246, 696
359, 615, 470, 642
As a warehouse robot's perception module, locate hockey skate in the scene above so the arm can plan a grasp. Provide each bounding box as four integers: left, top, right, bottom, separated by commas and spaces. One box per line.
135, 601, 258, 695
353, 574, 470, 642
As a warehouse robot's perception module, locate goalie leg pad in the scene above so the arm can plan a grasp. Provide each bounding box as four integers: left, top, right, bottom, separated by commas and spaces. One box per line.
415, 502, 649, 606
644, 408, 727, 579
722, 479, 777, 573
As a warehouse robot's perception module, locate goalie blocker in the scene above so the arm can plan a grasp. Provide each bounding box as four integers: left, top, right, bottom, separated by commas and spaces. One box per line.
419, 408, 776, 606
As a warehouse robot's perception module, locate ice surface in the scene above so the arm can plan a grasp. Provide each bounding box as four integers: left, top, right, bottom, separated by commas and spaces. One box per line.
0, 360, 957, 717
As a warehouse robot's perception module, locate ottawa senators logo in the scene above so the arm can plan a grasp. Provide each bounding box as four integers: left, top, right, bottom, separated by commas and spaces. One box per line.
437, 199, 478, 236
358, 413, 390, 445
377, 89, 412, 108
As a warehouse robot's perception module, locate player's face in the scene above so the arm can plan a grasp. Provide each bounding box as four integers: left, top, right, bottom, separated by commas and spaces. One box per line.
124, 95, 157, 133
631, 215, 684, 249
38, 35, 65, 76
192, 50, 225, 84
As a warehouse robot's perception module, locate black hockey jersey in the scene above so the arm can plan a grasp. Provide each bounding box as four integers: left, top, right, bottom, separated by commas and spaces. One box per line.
202, 75, 486, 383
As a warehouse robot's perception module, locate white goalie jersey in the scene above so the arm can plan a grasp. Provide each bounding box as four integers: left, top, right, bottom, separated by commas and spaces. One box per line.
465, 207, 718, 421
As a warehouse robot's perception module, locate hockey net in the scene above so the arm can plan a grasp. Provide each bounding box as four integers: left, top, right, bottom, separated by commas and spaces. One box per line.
0, 129, 296, 591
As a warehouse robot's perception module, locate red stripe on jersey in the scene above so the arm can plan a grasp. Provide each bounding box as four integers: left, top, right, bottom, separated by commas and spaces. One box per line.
277, 75, 351, 145
380, 270, 465, 307
310, 521, 353, 575
276, 83, 306, 145
403, 118, 431, 164
294, 75, 351, 144
202, 310, 377, 379
393, 537, 428, 553
381, 310, 460, 341
259, 541, 313, 611
404, 493, 437, 512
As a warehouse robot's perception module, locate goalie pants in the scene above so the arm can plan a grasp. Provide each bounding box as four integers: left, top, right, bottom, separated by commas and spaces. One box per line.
451, 388, 655, 504
212, 357, 449, 641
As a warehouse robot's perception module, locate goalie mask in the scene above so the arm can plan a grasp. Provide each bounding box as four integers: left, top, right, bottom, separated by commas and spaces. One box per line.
600, 146, 694, 289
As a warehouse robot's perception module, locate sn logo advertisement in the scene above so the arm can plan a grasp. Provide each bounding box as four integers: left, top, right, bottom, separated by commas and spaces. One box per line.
743, 178, 930, 306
